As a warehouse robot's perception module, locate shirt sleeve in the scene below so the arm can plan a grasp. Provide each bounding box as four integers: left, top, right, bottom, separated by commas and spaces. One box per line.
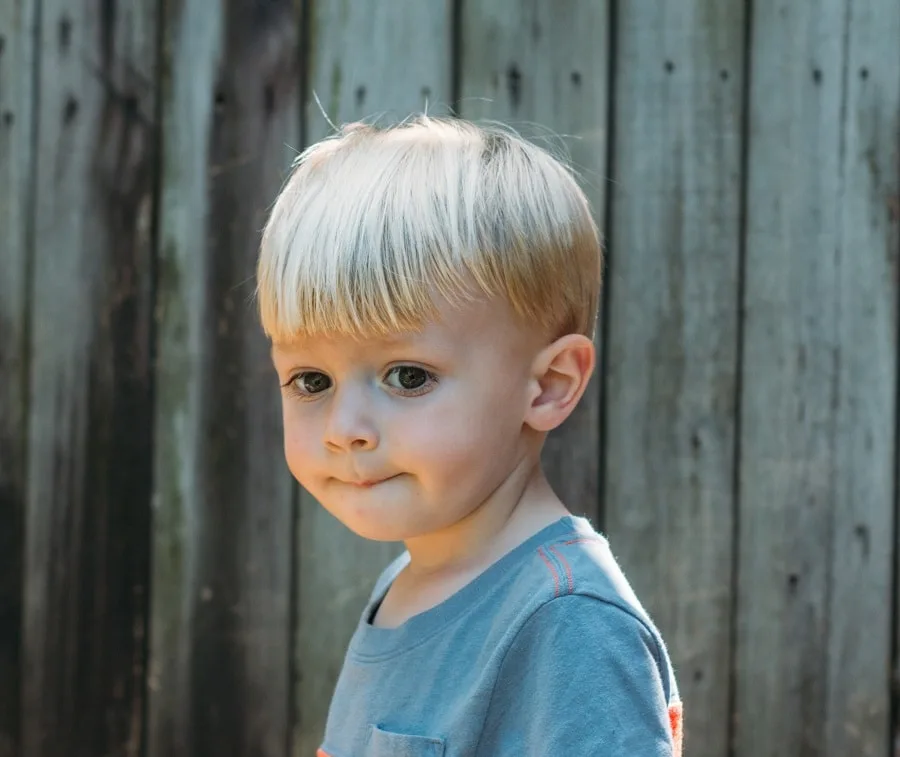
475, 594, 679, 757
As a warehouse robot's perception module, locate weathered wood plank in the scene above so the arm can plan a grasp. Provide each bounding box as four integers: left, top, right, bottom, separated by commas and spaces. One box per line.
736, 2, 898, 755
148, 0, 299, 757
0, 2, 37, 755
19, 2, 157, 755
830, 6, 900, 756
147, 1, 299, 756
294, 3, 453, 753
457, 0, 610, 521
603, 3, 744, 755
305, 1, 452, 129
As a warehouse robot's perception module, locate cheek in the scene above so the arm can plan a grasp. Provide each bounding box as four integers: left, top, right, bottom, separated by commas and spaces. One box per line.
282, 404, 319, 483
393, 386, 522, 476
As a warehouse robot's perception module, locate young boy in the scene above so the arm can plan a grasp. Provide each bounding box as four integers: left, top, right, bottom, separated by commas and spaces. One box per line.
258, 116, 683, 756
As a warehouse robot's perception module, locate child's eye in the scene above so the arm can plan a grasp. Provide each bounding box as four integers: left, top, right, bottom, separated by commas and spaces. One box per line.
383, 365, 436, 394
288, 371, 332, 396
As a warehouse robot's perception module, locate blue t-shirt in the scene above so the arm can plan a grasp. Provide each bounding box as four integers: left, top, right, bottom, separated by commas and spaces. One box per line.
318, 516, 683, 756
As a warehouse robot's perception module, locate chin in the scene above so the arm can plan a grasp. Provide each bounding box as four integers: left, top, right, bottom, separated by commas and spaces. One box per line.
321, 501, 411, 542
342, 517, 410, 543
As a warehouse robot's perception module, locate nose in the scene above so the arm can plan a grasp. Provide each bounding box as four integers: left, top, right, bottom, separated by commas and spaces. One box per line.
323, 385, 379, 453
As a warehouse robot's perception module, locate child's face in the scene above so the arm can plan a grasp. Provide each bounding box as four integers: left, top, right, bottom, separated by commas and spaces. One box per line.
270, 296, 543, 542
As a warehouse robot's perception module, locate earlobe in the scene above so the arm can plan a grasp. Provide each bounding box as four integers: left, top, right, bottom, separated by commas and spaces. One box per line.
525, 334, 595, 432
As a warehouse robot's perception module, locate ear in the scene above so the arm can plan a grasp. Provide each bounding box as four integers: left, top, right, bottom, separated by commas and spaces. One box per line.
524, 334, 595, 432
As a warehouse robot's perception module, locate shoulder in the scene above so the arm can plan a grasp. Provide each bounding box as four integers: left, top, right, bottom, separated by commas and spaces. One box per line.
480, 551, 683, 755
508, 517, 679, 700
518, 517, 655, 625
509, 594, 669, 694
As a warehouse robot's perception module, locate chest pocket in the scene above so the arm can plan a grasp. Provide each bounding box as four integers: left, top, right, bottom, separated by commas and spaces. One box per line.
366, 725, 445, 757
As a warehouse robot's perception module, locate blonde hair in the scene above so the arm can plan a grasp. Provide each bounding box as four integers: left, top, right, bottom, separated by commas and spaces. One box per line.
257, 115, 602, 343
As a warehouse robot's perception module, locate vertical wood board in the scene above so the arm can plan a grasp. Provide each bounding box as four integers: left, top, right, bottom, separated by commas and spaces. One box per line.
148, 1, 299, 756
735, 1, 897, 755
0, 1, 37, 755
825, 3, 899, 756
603, 3, 745, 755
21, 1, 158, 755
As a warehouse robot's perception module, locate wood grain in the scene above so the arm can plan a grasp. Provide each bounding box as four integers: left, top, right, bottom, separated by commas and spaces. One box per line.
19, 1, 157, 755
603, 3, 745, 755
0, 1, 37, 755
736, 1, 898, 755
147, 1, 298, 755
830, 7, 900, 755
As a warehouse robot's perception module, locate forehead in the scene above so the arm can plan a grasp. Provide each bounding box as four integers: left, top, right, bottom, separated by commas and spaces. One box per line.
271, 295, 540, 362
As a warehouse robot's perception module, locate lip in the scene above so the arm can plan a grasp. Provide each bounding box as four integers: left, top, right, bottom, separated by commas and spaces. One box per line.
344, 474, 398, 488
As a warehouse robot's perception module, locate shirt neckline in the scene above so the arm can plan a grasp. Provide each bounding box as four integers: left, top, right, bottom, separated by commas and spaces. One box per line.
348, 515, 586, 660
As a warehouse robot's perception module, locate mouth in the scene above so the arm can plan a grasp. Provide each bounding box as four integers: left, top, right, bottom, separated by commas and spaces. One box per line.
344, 474, 399, 488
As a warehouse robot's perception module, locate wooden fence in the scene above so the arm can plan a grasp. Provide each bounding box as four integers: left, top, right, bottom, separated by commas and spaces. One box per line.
1, 1, 898, 755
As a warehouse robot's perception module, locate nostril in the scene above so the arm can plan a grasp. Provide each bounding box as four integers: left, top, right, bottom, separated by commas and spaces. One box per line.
352, 435, 377, 451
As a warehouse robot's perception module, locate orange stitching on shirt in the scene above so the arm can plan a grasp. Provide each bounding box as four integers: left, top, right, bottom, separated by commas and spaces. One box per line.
549, 545, 574, 594
537, 547, 560, 597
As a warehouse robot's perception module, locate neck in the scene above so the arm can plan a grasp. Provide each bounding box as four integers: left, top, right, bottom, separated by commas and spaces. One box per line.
402, 457, 570, 578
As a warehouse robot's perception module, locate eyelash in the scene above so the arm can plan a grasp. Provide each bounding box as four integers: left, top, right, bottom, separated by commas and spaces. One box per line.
282, 366, 439, 401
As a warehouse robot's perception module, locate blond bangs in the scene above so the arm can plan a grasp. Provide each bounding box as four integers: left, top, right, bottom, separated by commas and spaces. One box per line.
257, 116, 601, 343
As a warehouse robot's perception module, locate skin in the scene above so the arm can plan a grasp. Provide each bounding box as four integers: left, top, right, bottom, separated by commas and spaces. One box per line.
270, 295, 594, 627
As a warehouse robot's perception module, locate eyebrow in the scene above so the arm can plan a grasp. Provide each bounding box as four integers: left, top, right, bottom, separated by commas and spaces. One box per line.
268, 329, 431, 363
378, 332, 417, 347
